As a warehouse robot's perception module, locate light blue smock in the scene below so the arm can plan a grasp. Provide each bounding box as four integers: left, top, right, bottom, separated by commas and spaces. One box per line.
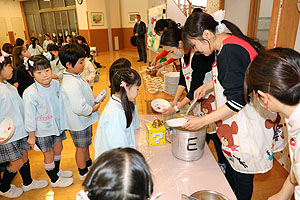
50, 57, 65, 81
23, 80, 62, 137
60, 72, 99, 131
93, 95, 136, 160
0, 82, 27, 143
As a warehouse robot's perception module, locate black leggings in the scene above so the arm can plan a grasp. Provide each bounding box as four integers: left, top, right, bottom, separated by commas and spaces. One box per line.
225, 159, 254, 200
206, 133, 226, 164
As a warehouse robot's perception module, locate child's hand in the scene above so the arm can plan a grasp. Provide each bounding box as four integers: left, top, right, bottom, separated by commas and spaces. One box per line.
92, 103, 100, 112
162, 107, 176, 116
13, 82, 19, 88
27, 134, 36, 149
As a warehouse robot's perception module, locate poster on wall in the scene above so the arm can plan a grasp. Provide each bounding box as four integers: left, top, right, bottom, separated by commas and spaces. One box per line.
147, 3, 166, 53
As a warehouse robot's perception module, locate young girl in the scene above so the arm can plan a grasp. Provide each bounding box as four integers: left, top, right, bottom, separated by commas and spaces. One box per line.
181, 11, 285, 199
0, 54, 48, 198
8, 46, 34, 97
43, 34, 54, 50
109, 58, 140, 130
23, 55, 73, 188
28, 37, 44, 56
79, 44, 96, 89
93, 68, 141, 160
77, 148, 153, 200
245, 48, 300, 200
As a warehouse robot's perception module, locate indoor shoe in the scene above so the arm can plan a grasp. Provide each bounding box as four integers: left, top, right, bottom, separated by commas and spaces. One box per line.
78, 172, 88, 181
57, 170, 73, 178
51, 177, 73, 188
22, 179, 48, 192
137, 59, 143, 62
0, 185, 23, 198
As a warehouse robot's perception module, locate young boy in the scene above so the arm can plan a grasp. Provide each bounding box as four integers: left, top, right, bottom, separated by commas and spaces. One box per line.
59, 44, 100, 180
47, 44, 65, 81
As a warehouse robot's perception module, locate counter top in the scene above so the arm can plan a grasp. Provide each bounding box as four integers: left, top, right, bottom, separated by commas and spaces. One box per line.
136, 115, 236, 200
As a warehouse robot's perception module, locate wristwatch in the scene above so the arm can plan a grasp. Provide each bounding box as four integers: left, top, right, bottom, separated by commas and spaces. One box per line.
174, 105, 180, 113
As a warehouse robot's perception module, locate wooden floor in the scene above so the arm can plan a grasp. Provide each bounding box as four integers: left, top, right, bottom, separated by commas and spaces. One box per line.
3, 49, 289, 200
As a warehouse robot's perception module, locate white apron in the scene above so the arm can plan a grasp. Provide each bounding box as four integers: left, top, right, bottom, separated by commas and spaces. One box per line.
212, 40, 285, 174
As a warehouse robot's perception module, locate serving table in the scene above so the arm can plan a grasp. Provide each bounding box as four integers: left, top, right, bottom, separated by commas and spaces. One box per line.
135, 115, 236, 200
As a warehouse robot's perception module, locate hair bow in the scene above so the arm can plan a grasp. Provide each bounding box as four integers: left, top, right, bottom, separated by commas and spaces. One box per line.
120, 81, 127, 88
211, 10, 227, 34
0, 50, 10, 64
23, 57, 34, 70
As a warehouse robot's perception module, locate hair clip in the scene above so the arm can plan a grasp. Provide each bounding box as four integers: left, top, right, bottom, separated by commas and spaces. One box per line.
120, 81, 127, 88
1, 50, 9, 58
23, 57, 29, 70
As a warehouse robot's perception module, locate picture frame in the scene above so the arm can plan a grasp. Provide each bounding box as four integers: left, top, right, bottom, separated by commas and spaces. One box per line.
91, 12, 104, 26
128, 12, 139, 23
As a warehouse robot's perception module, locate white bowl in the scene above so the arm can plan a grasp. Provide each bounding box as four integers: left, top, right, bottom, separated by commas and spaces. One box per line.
148, 87, 158, 94
0, 118, 15, 143
165, 118, 189, 127
151, 99, 171, 113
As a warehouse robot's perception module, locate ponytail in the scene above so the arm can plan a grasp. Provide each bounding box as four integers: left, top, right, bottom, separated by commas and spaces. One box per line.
111, 68, 141, 128
182, 12, 264, 53
160, 25, 182, 47
221, 20, 264, 53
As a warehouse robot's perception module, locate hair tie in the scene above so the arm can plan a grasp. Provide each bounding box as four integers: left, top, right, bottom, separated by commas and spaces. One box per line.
23, 57, 29, 70
120, 81, 127, 88
212, 10, 227, 34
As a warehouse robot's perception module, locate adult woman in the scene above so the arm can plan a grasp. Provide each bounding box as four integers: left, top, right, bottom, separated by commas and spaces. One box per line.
181, 11, 285, 200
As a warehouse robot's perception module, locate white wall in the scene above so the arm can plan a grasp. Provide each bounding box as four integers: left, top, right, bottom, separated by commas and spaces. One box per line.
109, 0, 121, 28
295, 19, 300, 53
76, 0, 88, 29
86, 0, 107, 29
0, 0, 25, 44
224, 0, 250, 35
120, 0, 149, 28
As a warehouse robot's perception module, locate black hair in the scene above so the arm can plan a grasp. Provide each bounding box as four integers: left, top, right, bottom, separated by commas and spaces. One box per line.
59, 43, 85, 68
27, 55, 51, 74
245, 48, 300, 106
154, 19, 178, 35
76, 35, 87, 44
2, 43, 13, 54
47, 43, 59, 52
109, 58, 132, 87
83, 148, 153, 200
15, 38, 24, 47
160, 25, 182, 47
0, 52, 12, 71
79, 43, 90, 58
182, 12, 264, 53
45, 33, 51, 38
111, 68, 141, 128
192, 7, 203, 14
30, 37, 38, 49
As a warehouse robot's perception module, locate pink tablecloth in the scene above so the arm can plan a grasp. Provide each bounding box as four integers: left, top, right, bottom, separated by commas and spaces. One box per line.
135, 115, 236, 200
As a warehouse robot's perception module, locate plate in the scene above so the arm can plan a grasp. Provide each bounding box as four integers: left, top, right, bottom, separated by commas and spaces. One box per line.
165, 118, 189, 127
151, 99, 170, 113
148, 88, 158, 94
0, 118, 15, 143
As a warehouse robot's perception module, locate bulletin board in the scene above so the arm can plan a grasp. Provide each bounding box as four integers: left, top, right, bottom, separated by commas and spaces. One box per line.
147, 3, 166, 53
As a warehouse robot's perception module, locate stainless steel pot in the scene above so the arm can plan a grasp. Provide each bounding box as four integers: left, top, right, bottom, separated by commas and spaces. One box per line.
169, 126, 206, 161
190, 190, 230, 200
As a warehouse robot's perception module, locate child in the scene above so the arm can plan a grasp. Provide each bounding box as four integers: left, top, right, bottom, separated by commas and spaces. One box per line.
77, 148, 153, 200
47, 44, 65, 81
0, 53, 48, 198
28, 37, 44, 56
23, 55, 73, 188
2, 43, 14, 55
93, 68, 141, 160
79, 44, 96, 89
109, 58, 140, 130
43, 34, 54, 50
245, 48, 300, 200
182, 11, 284, 199
59, 44, 100, 180
8, 46, 34, 97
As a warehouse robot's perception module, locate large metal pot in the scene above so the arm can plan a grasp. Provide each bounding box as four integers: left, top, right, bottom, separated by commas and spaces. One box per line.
191, 190, 230, 200
170, 126, 206, 161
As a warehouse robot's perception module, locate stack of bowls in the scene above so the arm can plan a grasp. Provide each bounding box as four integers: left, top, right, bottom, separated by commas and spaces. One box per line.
164, 72, 179, 95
